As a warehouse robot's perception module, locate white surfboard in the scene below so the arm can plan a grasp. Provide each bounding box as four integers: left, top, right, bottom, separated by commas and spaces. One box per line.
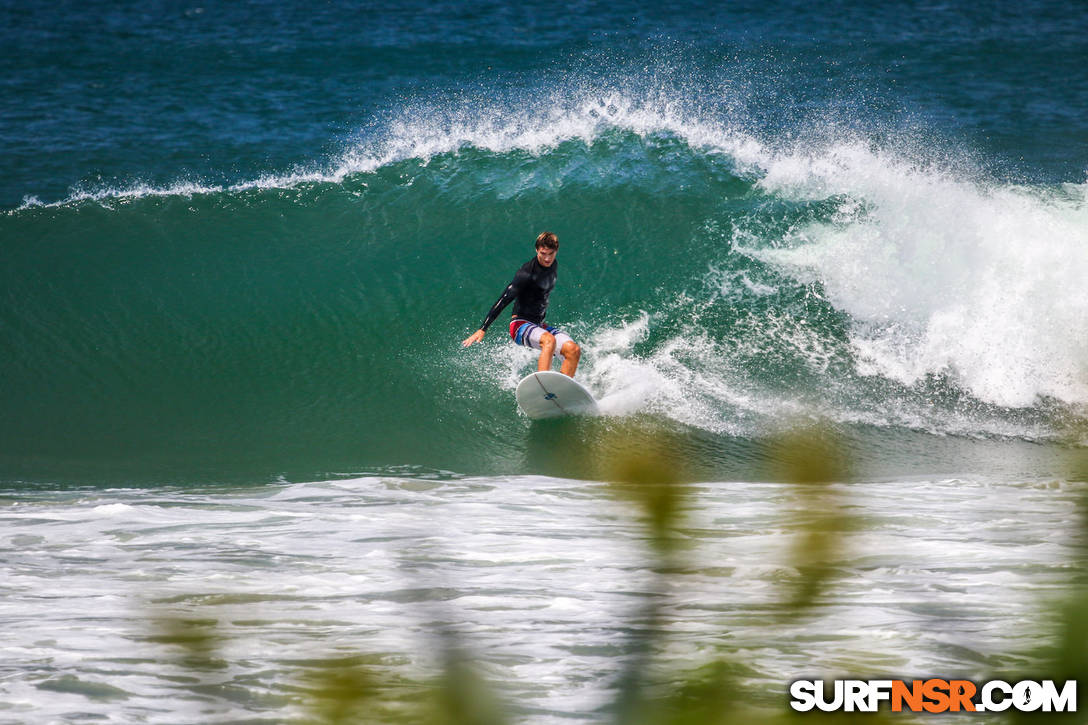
515, 370, 599, 419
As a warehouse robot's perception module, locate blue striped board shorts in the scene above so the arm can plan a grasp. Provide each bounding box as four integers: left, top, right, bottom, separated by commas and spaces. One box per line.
508, 318, 574, 359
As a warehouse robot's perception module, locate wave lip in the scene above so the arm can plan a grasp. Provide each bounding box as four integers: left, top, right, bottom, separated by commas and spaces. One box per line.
11, 90, 767, 212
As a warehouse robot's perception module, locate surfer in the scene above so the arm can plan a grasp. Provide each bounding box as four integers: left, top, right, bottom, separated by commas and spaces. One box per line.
462, 231, 582, 378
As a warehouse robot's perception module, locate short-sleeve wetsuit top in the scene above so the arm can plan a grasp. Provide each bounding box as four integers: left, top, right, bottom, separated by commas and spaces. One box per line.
479, 257, 557, 331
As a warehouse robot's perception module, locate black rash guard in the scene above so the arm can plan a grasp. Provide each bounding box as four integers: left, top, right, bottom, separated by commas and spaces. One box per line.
479, 257, 557, 331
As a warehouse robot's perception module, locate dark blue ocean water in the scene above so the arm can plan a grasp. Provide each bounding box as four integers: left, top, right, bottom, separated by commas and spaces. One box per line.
2, 0, 1087, 485
5, 0, 1087, 208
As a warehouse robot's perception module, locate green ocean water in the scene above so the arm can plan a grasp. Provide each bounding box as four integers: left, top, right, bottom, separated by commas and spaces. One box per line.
2, 0, 1087, 487
3, 133, 745, 481
4, 127, 1085, 486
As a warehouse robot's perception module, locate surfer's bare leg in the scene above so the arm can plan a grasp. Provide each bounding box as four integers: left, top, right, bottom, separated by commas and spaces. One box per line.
538, 332, 556, 371
560, 340, 581, 377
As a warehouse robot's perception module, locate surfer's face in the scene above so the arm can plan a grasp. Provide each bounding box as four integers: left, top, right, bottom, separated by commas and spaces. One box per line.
536, 246, 557, 267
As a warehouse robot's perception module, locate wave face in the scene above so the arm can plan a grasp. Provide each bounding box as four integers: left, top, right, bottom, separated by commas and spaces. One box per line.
3, 99, 1086, 484
3, 1, 1087, 484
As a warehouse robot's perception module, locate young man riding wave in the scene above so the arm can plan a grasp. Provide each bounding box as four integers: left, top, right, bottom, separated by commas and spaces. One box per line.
462, 232, 582, 378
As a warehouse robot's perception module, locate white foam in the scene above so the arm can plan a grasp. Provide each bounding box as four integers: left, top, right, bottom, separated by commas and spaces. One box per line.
748, 142, 1088, 408
6, 474, 1079, 723
89, 503, 136, 517
577, 310, 815, 433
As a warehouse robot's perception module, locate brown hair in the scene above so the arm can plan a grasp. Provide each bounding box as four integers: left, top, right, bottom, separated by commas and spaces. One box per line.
535, 231, 559, 250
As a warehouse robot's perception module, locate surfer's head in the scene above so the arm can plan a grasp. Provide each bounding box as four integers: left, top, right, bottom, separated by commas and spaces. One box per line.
535, 231, 558, 267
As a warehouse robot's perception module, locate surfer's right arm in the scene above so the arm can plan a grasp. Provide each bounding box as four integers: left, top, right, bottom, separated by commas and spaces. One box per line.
462, 266, 529, 347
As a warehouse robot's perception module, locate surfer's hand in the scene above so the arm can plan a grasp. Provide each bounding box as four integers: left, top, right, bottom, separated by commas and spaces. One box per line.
462, 330, 485, 347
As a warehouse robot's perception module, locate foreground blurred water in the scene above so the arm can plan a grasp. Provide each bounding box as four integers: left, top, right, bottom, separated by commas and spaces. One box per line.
1, 471, 1081, 722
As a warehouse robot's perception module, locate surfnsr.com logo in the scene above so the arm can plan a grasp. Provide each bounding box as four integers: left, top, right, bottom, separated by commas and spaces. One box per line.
789, 679, 1077, 713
